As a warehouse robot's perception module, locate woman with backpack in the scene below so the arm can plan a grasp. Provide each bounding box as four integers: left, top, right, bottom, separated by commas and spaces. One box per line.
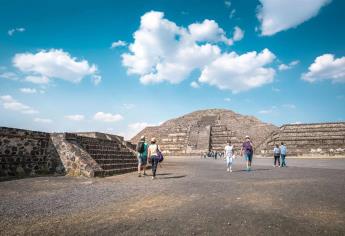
148, 137, 163, 180
273, 144, 280, 167
240, 135, 254, 171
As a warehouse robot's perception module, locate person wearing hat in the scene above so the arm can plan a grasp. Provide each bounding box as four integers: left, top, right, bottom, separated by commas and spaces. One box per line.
147, 137, 161, 180
240, 135, 254, 171
136, 136, 148, 177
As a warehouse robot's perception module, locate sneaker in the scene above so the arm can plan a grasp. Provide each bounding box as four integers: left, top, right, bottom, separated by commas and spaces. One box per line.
227, 168, 230, 172
230, 169, 232, 173
152, 176, 156, 180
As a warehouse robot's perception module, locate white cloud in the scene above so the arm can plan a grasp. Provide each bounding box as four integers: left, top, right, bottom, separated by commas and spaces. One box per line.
0, 72, 19, 81
0, 95, 38, 114
24, 75, 50, 84
34, 118, 52, 123
188, 19, 234, 45
257, 0, 331, 36
302, 54, 345, 83
13, 49, 100, 84
65, 114, 85, 121
198, 48, 276, 92
122, 11, 253, 91
111, 40, 127, 49
19, 88, 37, 94
190, 81, 200, 88
93, 112, 123, 122
278, 60, 299, 71
224, 97, 231, 102
232, 26, 244, 41
8, 27, 25, 36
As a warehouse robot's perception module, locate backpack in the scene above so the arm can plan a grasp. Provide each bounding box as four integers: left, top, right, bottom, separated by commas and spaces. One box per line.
156, 145, 164, 162
243, 141, 253, 154
137, 141, 145, 153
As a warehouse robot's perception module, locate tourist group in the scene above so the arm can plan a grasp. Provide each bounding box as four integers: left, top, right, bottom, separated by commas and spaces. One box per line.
136, 135, 287, 178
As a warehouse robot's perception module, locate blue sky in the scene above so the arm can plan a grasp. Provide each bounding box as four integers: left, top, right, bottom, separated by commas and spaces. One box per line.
0, 0, 344, 139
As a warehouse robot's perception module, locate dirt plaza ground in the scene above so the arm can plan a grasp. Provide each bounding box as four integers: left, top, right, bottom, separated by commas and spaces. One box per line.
0, 157, 344, 236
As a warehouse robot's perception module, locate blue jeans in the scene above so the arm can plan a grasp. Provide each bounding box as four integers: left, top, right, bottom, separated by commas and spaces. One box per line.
151, 155, 159, 177
280, 154, 286, 167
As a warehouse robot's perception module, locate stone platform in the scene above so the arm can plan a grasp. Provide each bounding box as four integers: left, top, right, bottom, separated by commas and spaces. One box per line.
257, 122, 345, 157
0, 127, 137, 179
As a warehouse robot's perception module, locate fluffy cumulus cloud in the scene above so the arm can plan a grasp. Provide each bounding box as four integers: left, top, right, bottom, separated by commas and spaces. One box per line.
93, 112, 123, 122
302, 54, 345, 83
0, 95, 38, 114
111, 40, 127, 49
65, 114, 85, 121
121, 11, 267, 93
199, 49, 276, 92
257, 0, 331, 36
13, 49, 101, 84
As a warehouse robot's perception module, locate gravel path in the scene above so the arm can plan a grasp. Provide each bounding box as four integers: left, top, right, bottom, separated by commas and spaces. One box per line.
0, 157, 344, 235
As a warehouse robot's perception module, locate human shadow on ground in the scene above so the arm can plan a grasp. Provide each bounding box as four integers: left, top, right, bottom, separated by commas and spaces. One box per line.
159, 175, 187, 179
156, 173, 173, 176
232, 168, 271, 172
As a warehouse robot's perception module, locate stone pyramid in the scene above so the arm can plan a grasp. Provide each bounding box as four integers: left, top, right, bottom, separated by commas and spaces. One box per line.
131, 109, 277, 156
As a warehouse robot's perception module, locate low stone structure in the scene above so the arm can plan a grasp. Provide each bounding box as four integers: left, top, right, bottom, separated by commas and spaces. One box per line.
0, 127, 137, 180
256, 122, 345, 157
131, 109, 277, 155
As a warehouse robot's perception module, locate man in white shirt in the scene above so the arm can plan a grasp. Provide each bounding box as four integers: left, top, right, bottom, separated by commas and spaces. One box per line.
224, 141, 234, 172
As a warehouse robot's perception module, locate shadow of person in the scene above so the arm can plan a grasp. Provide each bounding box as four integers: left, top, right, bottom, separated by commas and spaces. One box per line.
232, 168, 271, 172
156, 173, 173, 176
160, 175, 187, 179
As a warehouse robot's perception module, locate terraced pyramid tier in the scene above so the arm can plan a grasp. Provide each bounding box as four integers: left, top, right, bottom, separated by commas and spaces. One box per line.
256, 122, 345, 157
131, 109, 277, 156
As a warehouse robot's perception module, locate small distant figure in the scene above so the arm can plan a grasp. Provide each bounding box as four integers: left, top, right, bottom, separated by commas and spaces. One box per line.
225, 141, 234, 172
273, 144, 280, 167
148, 137, 162, 179
280, 142, 287, 167
241, 135, 254, 171
136, 136, 148, 177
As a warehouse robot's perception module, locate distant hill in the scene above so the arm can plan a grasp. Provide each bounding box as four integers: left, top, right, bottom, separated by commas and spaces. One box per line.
131, 109, 277, 156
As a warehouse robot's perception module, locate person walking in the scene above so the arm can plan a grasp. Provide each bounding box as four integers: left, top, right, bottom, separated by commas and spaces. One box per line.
148, 137, 161, 180
241, 135, 254, 171
136, 136, 148, 177
280, 142, 287, 167
224, 141, 234, 172
273, 144, 280, 167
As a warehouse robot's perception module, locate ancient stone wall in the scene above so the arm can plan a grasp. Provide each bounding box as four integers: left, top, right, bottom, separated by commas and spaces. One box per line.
0, 127, 65, 180
1, 127, 138, 180
257, 122, 345, 157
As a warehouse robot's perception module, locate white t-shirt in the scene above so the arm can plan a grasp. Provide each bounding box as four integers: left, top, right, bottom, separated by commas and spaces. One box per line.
148, 144, 160, 157
224, 145, 233, 158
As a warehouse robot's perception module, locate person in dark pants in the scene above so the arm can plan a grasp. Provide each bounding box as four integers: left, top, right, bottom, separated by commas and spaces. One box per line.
241, 135, 254, 171
147, 137, 161, 180
280, 142, 287, 167
273, 144, 280, 167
